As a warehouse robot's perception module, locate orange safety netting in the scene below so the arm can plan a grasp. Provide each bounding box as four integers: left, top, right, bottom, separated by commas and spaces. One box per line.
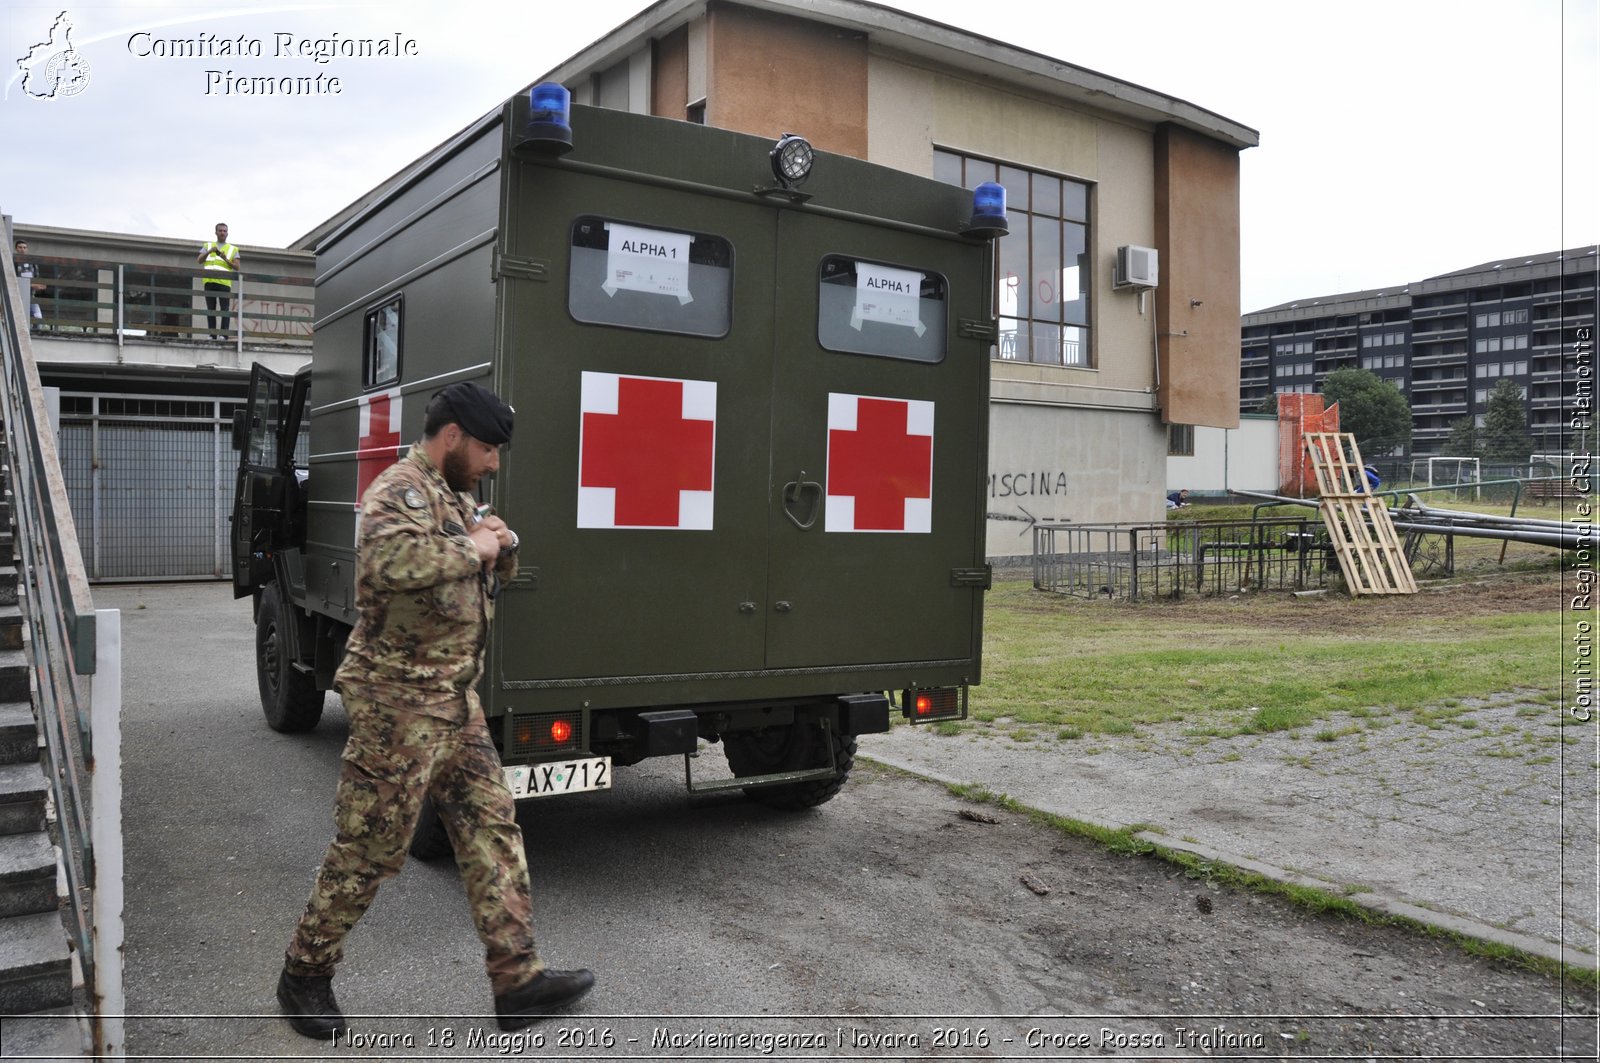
1277, 394, 1341, 497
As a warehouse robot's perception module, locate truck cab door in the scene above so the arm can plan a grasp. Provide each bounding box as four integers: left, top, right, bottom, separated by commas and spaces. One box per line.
230, 363, 309, 599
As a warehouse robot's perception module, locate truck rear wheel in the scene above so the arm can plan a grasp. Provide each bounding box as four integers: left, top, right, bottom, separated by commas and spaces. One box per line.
722, 721, 856, 810
257, 585, 325, 733
409, 794, 454, 862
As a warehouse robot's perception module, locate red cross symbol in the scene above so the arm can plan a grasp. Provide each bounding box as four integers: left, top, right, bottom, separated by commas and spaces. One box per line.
826, 395, 933, 532
579, 373, 716, 528
356, 392, 402, 503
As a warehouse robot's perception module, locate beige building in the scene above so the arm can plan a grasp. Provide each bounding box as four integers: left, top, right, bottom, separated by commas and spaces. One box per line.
542, 0, 1257, 556
298, 0, 1257, 558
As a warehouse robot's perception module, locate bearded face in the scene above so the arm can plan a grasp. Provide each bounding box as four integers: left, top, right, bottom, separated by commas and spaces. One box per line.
441, 437, 478, 491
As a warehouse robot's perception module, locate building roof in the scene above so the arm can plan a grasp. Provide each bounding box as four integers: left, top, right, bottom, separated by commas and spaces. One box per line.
1245, 285, 1412, 318
295, 0, 1257, 250
1428, 244, 1599, 281
1243, 244, 1600, 320
543, 0, 1259, 148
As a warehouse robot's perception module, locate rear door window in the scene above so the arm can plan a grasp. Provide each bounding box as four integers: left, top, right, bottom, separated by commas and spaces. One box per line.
568, 216, 733, 338
817, 255, 947, 363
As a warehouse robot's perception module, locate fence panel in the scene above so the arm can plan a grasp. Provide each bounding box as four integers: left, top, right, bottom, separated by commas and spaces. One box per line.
59, 396, 240, 580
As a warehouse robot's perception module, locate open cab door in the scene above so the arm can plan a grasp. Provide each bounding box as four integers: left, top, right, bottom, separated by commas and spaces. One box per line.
230, 364, 309, 599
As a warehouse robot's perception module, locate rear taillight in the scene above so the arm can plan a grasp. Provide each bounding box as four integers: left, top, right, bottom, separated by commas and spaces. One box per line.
903, 685, 966, 723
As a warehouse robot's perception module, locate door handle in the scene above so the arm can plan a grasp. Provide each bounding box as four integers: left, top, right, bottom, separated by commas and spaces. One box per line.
782, 479, 822, 531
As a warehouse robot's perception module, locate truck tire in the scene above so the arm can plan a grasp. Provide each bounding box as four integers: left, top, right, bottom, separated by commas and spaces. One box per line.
409, 794, 454, 862
256, 585, 325, 733
722, 721, 856, 811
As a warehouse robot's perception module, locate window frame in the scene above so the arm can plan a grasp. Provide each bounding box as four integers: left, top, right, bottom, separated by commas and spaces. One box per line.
934, 149, 1092, 368
363, 294, 403, 390
814, 253, 949, 364
565, 214, 735, 340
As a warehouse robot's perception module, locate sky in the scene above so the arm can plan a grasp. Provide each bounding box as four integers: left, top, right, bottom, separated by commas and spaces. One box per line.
0, 0, 1595, 312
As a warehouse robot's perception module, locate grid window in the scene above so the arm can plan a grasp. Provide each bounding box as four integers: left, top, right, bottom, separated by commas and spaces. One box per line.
1167, 423, 1194, 457
936, 150, 1090, 367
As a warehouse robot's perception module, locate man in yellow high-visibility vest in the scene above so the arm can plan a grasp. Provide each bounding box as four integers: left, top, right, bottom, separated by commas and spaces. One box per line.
196, 221, 240, 340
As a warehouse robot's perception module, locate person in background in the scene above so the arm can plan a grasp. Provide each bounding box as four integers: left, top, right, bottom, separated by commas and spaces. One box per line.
196, 222, 240, 339
13, 240, 43, 328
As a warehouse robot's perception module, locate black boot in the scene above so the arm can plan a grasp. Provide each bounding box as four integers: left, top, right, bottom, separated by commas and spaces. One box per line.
494, 968, 595, 1031
276, 969, 346, 1040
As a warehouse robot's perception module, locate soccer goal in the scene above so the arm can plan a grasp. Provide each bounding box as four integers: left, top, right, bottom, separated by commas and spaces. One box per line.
1425, 456, 1480, 500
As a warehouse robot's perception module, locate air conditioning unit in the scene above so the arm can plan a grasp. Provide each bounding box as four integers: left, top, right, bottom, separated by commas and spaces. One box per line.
1114, 245, 1159, 290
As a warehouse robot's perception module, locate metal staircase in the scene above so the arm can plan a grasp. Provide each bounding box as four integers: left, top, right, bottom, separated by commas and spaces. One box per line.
0, 481, 83, 1056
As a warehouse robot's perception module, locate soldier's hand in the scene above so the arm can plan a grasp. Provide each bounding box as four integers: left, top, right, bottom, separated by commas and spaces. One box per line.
468, 525, 501, 563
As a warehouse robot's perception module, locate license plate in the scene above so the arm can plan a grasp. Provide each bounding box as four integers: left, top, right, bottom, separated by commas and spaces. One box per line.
504, 757, 611, 800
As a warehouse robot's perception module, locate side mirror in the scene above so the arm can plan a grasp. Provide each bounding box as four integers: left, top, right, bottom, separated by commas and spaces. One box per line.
231, 409, 248, 453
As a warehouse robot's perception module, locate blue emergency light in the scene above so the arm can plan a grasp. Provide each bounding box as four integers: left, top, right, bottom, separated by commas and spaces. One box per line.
965, 181, 1008, 239
520, 82, 573, 155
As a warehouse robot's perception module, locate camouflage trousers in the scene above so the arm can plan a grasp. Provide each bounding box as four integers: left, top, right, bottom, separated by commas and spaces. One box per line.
284, 695, 542, 995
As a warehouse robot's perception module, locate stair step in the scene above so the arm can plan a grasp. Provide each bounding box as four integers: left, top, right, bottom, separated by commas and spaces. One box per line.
0, 569, 15, 607
0, 832, 57, 918
0, 604, 22, 651
0, 702, 39, 765
0, 762, 48, 837
0, 649, 27, 703
0, 910, 72, 1013
0, 1006, 86, 1060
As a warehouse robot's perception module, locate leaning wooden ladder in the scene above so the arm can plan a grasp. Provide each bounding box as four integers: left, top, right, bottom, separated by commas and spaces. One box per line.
1303, 432, 1417, 596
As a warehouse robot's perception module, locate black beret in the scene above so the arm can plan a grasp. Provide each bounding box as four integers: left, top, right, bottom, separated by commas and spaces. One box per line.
437, 382, 515, 445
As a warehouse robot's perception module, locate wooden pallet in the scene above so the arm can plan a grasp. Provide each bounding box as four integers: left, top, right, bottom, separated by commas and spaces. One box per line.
1303, 432, 1417, 596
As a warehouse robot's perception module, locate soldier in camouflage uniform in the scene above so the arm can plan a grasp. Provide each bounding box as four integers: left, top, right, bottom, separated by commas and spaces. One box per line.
276, 383, 594, 1040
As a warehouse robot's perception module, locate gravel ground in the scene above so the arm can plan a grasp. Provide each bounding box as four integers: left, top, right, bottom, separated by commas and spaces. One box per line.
868, 695, 1598, 964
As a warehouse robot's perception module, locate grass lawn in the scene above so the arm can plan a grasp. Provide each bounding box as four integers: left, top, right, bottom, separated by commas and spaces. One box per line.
962, 562, 1569, 743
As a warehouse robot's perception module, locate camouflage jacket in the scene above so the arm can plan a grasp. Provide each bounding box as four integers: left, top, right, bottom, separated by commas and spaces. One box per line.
334, 446, 518, 720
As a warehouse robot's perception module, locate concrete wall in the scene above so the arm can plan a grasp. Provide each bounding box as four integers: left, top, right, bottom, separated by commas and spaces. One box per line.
1167, 415, 1279, 496
985, 401, 1167, 558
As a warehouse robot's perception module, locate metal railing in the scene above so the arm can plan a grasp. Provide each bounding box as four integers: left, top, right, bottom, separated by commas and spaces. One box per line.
4, 219, 125, 1056
19, 251, 312, 354
1033, 516, 1336, 600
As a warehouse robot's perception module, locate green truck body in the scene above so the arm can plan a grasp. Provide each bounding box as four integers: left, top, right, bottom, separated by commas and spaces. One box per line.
231, 96, 997, 821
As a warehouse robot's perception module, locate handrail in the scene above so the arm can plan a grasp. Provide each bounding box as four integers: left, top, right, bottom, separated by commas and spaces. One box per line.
3, 215, 125, 1056
20, 250, 313, 348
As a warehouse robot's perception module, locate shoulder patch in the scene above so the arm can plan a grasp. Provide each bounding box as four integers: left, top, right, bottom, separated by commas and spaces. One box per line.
403, 488, 427, 510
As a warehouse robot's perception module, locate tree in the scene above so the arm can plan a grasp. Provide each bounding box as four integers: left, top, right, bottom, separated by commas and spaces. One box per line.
1256, 393, 1278, 416
1443, 416, 1480, 458
1479, 378, 1534, 465
1320, 367, 1412, 456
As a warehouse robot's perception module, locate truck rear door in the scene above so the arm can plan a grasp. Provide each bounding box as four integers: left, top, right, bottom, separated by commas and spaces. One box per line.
764, 212, 987, 668
498, 174, 777, 680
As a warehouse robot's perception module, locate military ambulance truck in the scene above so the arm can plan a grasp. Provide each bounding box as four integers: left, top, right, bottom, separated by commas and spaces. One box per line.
230, 88, 1003, 854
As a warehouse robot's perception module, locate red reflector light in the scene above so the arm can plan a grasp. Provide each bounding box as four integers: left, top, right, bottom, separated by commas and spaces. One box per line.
509, 712, 582, 756
904, 687, 962, 723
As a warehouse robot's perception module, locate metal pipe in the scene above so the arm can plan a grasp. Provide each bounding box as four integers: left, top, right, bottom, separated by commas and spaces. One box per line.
1387, 518, 1585, 550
